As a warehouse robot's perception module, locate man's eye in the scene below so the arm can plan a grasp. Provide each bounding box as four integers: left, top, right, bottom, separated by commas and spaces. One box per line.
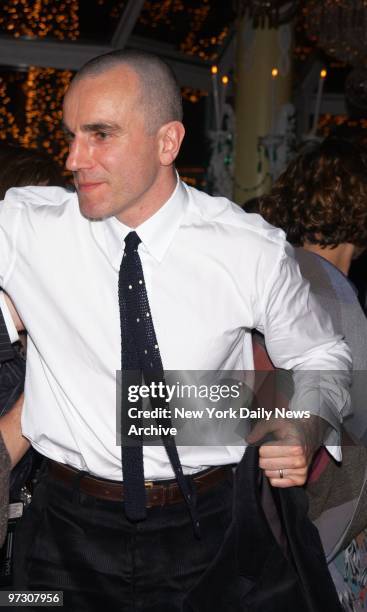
95, 132, 108, 140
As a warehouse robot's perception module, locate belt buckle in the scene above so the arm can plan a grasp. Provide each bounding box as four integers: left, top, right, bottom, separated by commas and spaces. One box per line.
145, 480, 154, 509
145, 481, 167, 508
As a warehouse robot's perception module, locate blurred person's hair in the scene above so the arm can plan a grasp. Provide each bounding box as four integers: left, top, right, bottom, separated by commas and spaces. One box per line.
260, 138, 367, 248
0, 146, 66, 199
242, 197, 261, 214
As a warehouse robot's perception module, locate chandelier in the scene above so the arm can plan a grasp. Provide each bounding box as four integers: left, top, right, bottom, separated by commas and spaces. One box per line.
304, 0, 367, 66
234, 1, 299, 28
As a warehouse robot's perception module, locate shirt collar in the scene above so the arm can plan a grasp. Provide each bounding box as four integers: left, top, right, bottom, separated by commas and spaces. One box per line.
91, 176, 188, 270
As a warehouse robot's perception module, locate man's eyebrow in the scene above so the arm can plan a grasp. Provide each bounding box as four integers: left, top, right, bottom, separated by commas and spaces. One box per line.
83, 122, 122, 133
61, 121, 73, 135
61, 122, 122, 134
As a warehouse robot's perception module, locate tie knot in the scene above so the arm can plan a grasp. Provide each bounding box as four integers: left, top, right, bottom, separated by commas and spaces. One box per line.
124, 231, 141, 253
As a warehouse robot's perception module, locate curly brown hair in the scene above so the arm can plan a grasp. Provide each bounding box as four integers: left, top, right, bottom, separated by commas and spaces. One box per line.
0, 145, 66, 200
260, 138, 367, 248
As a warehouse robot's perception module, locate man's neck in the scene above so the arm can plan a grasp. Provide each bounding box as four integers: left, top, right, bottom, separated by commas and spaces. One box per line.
116, 168, 178, 228
302, 242, 355, 275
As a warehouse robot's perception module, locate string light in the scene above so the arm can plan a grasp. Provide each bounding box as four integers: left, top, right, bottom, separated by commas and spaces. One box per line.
0, 74, 21, 144
0, 1, 233, 170
0, 1, 78, 167
20, 67, 73, 165
138, 0, 184, 27
0, 1, 79, 40
221, 75, 229, 85
316, 114, 367, 137
106, 0, 230, 61
181, 87, 208, 103
181, 13, 229, 61
180, 2, 210, 58
105, 0, 127, 20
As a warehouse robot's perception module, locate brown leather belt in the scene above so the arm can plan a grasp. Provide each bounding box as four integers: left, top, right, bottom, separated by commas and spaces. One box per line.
48, 460, 232, 507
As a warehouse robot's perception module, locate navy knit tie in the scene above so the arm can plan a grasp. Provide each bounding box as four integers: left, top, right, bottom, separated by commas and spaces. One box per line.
119, 231, 147, 520
119, 232, 200, 532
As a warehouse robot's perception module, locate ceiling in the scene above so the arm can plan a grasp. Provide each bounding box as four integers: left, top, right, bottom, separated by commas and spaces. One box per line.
0, 0, 237, 90
0, 0, 361, 182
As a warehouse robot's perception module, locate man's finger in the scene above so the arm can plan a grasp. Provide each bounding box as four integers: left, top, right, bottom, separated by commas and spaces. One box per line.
259, 443, 303, 458
264, 468, 308, 481
259, 455, 307, 471
268, 475, 307, 488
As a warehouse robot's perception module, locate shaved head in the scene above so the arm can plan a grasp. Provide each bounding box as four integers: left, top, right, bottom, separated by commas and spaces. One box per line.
63, 49, 185, 225
72, 49, 183, 134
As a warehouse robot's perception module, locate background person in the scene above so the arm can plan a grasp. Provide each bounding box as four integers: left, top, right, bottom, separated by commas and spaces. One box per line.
0, 145, 65, 583
260, 137, 367, 610
0, 145, 66, 197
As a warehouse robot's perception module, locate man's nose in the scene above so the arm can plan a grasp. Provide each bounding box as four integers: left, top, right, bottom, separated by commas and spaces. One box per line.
65, 137, 92, 172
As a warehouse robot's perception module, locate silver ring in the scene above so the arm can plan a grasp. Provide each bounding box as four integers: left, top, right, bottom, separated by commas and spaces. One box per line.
279, 469, 284, 479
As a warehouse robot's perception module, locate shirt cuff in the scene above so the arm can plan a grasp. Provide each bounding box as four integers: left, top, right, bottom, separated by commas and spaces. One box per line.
325, 445, 341, 462
0, 292, 19, 343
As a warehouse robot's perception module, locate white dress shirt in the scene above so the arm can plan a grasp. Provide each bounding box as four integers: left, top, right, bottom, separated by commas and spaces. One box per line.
0, 179, 351, 479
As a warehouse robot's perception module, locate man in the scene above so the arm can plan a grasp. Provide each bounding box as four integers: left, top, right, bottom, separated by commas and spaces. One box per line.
0, 51, 351, 610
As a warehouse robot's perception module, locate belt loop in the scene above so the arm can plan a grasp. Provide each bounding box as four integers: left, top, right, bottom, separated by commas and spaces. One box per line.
71, 469, 88, 505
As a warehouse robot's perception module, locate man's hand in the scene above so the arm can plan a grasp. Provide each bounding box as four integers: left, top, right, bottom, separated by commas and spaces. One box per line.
247, 415, 330, 487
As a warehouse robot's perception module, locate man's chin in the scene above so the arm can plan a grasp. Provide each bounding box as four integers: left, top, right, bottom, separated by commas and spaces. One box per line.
77, 195, 110, 221
80, 210, 107, 221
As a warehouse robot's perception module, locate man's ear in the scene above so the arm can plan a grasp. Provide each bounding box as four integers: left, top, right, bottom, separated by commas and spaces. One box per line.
158, 121, 185, 166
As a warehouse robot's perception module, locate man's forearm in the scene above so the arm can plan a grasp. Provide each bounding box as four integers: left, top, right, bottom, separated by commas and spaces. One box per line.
0, 393, 30, 467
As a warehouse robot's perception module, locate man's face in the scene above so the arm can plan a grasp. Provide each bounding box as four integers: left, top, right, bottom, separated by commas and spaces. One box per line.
63, 66, 161, 223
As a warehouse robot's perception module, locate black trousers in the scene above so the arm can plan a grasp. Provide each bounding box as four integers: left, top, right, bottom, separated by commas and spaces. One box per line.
13, 465, 233, 612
